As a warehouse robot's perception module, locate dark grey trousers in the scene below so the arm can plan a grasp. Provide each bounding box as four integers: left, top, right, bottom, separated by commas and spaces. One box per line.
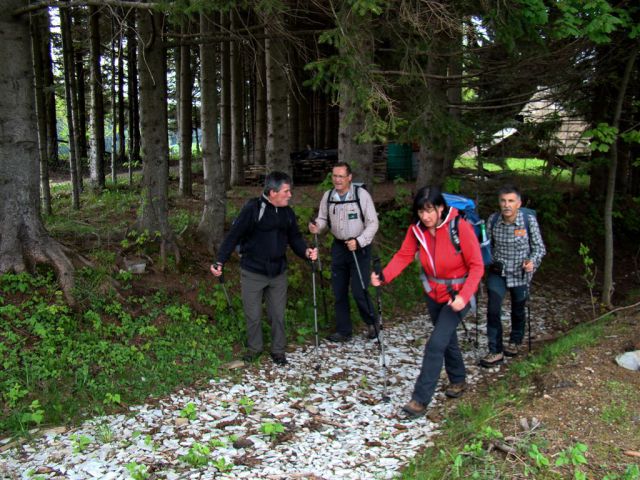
240, 269, 288, 355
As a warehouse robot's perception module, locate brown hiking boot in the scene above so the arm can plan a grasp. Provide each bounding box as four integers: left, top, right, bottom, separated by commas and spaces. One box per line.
480, 352, 504, 368
445, 381, 466, 399
401, 400, 427, 419
504, 342, 520, 357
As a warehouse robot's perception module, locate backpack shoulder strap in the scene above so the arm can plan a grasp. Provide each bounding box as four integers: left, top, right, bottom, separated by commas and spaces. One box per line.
449, 216, 461, 254
326, 188, 334, 229
354, 185, 365, 223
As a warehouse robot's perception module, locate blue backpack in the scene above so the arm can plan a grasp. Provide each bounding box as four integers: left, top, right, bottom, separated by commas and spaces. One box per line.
442, 193, 492, 265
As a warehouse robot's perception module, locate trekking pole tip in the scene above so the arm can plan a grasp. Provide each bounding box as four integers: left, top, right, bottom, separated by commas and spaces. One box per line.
381, 395, 391, 403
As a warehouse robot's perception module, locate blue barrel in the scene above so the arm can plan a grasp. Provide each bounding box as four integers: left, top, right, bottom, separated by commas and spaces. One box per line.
387, 143, 413, 180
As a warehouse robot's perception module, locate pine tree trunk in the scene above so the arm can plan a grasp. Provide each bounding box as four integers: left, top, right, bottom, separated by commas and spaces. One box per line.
230, 11, 244, 185
264, 12, 291, 174
136, 8, 179, 268
30, 10, 52, 215
298, 87, 313, 150
179, 24, 193, 196
110, 16, 117, 183
337, 10, 374, 188
127, 14, 140, 185
88, 5, 105, 190
254, 37, 267, 166
73, 9, 88, 164
60, 7, 81, 209
42, 10, 58, 170
602, 47, 637, 308
117, 28, 126, 170
416, 30, 449, 189
197, 13, 226, 253
1, 0, 74, 303
220, 11, 231, 187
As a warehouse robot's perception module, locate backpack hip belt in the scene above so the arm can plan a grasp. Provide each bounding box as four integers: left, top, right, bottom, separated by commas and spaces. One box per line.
419, 269, 466, 293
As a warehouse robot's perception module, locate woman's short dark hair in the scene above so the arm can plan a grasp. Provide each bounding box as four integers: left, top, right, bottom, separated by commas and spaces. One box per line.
264, 171, 292, 195
412, 185, 449, 222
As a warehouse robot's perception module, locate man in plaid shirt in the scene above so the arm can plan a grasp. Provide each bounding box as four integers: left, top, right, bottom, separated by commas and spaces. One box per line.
480, 185, 546, 368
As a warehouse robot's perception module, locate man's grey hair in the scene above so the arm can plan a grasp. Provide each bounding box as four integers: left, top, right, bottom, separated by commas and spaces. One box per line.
498, 184, 521, 200
264, 171, 292, 195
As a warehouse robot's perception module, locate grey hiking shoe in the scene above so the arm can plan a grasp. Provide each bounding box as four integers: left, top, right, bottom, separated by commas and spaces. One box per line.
480, 352, 504, 368
504, 342, 520, 357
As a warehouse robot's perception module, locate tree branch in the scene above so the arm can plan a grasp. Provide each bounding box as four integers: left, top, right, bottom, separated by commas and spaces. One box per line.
14, 0, 158, 17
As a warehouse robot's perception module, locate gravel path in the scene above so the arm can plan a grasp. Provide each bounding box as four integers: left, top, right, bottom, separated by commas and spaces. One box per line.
0, 282, 583, 480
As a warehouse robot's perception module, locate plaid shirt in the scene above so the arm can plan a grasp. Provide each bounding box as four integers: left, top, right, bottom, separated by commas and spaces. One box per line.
487, 210, 546, 287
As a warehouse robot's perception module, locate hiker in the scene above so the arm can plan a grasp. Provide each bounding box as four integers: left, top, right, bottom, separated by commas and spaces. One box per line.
308, 162, 379, 342
480, 185, 546, 368
210, 172, 317, 366
371, 186, 483, 418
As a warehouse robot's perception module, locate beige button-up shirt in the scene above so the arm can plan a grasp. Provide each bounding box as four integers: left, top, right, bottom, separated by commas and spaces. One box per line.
314, 184, 379, 247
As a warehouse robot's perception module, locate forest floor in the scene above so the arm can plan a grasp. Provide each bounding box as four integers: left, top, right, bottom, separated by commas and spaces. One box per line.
1, 177, 639, 478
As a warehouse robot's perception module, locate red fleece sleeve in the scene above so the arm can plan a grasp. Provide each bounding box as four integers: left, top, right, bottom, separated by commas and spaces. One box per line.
381, 226, 418, 284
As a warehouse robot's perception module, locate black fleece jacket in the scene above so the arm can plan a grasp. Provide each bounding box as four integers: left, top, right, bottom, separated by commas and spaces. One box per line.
217, 195, 308, 277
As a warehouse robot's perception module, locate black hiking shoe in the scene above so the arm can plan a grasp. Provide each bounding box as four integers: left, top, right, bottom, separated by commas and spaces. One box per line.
326, 332, 352, 343
270, 353, 288, 366
242, 351, 262, 363
366, 323, 380, 340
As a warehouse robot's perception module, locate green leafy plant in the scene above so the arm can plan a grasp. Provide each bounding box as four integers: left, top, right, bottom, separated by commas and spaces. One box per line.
578, 243, 597, 316
126, 461, 150, 480
212, 457, 234, 473
70, 434, 92, 453
260, 421, 285, 440
20, 400, 45, 429
208, 438, 226, 448
103, 392, 122, 406
238, 396, 255, 415
179, 402, 198, 421
556, 443, 588, 479
179, 442, 211, 467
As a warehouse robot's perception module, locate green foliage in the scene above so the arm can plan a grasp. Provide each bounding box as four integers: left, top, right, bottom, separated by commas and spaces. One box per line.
579, 243, 598, 316
553, 0, 638, 44
180, 442, 211, 467
260, 421, 285, 440
584, 123, 618, 152
179, 402, 198, 421
238, 396, 255, 415
212, 457, 234, 473
126, 462, 150, 480
70, 434, 92, 453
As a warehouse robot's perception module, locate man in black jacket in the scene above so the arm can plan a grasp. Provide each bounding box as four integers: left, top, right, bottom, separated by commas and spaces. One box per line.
210, 172, 317, 366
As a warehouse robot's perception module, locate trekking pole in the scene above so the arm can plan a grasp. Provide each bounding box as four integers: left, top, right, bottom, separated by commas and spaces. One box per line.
219, 273, 234, 314
311, 258, 321, 371
352, 249, 390, 403
372, 256, 390, 403
526, 283, 532, 354
313, 229, 329, 325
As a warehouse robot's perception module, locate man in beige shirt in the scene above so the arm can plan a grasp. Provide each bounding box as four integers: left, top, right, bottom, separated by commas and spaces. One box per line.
309, 162, 379, 342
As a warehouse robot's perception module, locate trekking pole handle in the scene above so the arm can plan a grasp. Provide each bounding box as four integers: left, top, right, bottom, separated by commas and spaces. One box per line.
372, 256, 384, 282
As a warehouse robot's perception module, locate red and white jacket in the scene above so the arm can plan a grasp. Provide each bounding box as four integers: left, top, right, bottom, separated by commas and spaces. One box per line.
381, 207, 483, 305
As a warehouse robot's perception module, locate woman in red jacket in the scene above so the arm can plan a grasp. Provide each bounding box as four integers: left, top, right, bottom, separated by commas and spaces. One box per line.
371, 186, 483, 418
